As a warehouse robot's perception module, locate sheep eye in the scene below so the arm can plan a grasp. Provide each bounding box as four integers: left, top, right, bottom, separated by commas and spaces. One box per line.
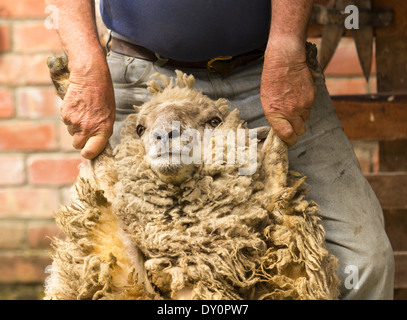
136, 124, 146, 136
209, 117, 222, 128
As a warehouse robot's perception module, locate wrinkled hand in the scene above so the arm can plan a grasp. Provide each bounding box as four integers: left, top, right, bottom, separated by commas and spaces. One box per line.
260, 38, 316, 146
60, 64, 115, 160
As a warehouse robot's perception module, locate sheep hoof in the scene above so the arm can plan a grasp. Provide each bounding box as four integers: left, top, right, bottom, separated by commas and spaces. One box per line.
47, 54, 70, 100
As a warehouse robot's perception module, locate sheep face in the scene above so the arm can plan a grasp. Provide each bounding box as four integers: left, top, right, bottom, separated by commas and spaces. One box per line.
135, 88, 226, 185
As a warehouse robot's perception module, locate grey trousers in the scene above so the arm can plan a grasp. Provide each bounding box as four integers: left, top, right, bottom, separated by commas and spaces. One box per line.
107, 49, 395, 299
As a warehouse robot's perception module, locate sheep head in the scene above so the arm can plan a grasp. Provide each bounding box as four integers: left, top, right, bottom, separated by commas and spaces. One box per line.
131, 71, 237, 185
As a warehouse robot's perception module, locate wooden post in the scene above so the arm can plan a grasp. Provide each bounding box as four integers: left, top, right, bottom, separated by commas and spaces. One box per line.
372, 0, 407, 299
310, 0, 407, 299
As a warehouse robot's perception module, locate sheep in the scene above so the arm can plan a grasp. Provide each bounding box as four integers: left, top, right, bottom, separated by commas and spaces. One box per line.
44, 51, 339, 300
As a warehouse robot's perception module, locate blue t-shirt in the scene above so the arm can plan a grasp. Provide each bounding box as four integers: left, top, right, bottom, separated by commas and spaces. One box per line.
100, 0, 271, 62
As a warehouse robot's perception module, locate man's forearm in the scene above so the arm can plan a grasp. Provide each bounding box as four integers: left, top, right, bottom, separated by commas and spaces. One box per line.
269, 0, 313, 46
46, 0, 115, 160
261, 0, 316, 146
47, 0, 105, 71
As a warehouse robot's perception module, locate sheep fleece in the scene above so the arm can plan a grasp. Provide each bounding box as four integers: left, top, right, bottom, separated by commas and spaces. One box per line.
44, 72, 339, 300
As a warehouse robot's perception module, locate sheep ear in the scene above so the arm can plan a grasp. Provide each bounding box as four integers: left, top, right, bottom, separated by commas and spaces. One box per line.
133, 105, 142, 112
215, 98, 230, 116
221, 108, 241, 129
256, 126, 271, 150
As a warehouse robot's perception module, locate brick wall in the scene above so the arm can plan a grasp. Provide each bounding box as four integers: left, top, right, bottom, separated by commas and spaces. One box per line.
0, 0, 82, 299
0, 2, 378, 299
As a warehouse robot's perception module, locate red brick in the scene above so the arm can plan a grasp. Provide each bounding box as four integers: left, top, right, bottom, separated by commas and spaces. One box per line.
0, 0, 48, 18
0, 121, 57, 151
13, 22, 62, 52
0, 155, 25, 186
0, 221, 25, 250
368, 76, 377, 94
0, 188, 59, 219
0, 88, 14, 118
325, 77, 369, 95
27, 221, 61, 249
16, 87, 61, 118
0, 23, 10, 52
28, 154, 83, 186
0, 54, 53, 86
0, 253, 51, 283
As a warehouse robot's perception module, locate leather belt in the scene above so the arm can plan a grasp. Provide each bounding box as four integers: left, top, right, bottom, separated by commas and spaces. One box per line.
110, 37, 265, 75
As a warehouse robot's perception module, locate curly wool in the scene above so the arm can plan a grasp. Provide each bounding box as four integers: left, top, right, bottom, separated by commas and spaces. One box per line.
45, 69, 339, 300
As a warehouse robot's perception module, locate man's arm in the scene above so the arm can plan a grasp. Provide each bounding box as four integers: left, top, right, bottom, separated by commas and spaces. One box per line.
261, 0, 315, 146
47, 0, 115, 159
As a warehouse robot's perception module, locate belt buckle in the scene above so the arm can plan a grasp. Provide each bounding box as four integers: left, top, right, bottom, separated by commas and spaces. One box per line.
207, 56, 233, 72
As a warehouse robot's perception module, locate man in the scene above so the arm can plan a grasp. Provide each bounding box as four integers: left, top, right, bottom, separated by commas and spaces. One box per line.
49, 0, 394, 299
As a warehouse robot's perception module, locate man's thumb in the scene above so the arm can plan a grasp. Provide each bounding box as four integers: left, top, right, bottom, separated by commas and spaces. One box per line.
81, 135, 109, 160
268, 117, 298, 147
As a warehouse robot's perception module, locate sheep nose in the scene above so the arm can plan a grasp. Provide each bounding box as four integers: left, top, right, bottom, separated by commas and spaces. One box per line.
167, 128, 180, 139
152, 128, 180, 142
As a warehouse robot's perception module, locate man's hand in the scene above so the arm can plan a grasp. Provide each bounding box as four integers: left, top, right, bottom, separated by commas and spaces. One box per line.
261, 0, 315, 146
47, 0, 115, 159
61, 60, 115, 159
261, 37, 316, 146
